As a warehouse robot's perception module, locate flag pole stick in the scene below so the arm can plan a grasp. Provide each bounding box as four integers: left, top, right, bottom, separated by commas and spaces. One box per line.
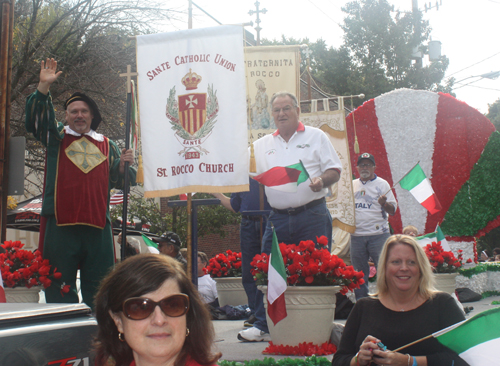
186, 193, 192, 280
120, 81, 132, 261
392, 334, 433, 352
299, 160, 314, 185
383, 160, 420, 196
119, 65, 137, 261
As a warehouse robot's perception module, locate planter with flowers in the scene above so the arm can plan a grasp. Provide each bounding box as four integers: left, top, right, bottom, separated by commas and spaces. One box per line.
424, 241, 467, 294
0, 241, 62, 303
251, 236, 365, 351
205, 250, 246, 306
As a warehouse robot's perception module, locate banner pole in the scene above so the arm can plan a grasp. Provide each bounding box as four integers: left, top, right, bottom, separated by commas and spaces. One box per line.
187, 193, 192, 281
119, 65, 137, 260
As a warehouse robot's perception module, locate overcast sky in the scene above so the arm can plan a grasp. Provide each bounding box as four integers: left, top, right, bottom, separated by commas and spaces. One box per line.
167, 0, 499, 114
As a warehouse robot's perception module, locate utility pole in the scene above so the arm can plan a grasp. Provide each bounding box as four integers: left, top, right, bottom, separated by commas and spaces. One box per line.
0, 0, 15, 242
303, 47, 313, 101
188, 0, 192, 29
248, 1, 267, 46
411, 0, 423, 68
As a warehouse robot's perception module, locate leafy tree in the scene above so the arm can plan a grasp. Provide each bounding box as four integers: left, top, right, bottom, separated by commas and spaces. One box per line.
486, 98, 500, 130
340, 0, 452, 101
263, 0, 453, 107
11, 0, 183, 195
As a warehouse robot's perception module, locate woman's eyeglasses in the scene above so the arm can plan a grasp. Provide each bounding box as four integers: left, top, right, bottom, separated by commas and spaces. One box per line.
123, 293, 190, 320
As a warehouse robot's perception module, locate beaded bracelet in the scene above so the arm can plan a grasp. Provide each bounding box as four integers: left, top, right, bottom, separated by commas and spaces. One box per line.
406, 354, 411, 366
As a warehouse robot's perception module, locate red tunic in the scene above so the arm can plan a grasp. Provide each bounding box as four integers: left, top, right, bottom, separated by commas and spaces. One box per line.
55, 135, 109, 228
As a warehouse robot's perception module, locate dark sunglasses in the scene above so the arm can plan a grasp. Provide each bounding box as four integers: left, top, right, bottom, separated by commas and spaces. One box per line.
123, 293, 190, 320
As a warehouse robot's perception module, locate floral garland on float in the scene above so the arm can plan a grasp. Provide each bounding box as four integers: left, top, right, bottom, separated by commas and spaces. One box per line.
345, 88, 499, 263
251, 236, 364, 355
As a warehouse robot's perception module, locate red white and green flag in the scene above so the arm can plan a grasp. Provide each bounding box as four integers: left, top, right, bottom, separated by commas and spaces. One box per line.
434, 307, 500, 365
415, 225, 450, 251
253, 161, 309, 193
399, 163, 442, 215
141, 234, 159, 254
267, 229, 287, 325
0, 271, 6, 303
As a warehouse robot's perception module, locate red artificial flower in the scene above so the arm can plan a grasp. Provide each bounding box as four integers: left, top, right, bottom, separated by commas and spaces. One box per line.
263, 341, 336, 356
60, 283, 71, 296
251, 237, 364, 294
205, 250, 243, 278
316, 235, 329, 247
424, 241, 463, 274
0, 240, 61, 289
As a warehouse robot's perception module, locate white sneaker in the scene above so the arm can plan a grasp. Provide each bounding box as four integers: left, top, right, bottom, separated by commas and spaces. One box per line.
237, 326, 271, 342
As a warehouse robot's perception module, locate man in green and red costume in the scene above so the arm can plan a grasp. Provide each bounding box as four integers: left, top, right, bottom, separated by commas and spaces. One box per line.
25, 58, 136, 309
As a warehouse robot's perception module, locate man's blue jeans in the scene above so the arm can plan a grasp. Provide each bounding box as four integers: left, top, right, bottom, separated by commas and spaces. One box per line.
350, 233, 390, 300
240, 218, 266, 313
253, 202, 332, 333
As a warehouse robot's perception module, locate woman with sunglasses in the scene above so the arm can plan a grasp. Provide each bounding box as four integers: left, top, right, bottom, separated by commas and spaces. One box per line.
94, 254, 221, 366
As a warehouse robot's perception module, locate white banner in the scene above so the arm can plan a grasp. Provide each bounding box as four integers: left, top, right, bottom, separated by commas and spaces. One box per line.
136, 26, 249, 197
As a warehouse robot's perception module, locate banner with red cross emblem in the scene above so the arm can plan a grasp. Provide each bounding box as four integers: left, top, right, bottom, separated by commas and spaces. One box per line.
178, 92, 207, 135
136, 26, 248, 197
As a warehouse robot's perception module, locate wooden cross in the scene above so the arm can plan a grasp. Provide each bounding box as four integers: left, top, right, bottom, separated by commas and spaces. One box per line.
302, 47, 313, 61
248, 1, 267, 45
120, 65, 138, 93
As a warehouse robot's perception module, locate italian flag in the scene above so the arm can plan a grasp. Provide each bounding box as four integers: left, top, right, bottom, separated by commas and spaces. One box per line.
0, 271, 6, 303
141, 234, 160, 254
415, 225, 450, 251
434, 307, 500, 365
399, 163, 442, 215
253, 161, 309, 193
267, 229, 287, 325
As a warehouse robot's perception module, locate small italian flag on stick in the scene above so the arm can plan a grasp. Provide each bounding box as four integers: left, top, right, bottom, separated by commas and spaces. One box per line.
253, 161, 309, 193
415, 225, 450, 251
433, 307, 500, 365
267, 229, 287, 325
399, 163, 442, 215
394, 307, 500, 365
141, 234, 160, 254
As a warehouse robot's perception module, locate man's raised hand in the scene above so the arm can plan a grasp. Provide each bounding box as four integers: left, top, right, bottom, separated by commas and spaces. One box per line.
37, 58, 63, 95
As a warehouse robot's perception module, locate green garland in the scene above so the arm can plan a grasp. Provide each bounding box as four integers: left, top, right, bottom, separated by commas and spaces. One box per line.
481, 290, 500, 299
218, 356, 331, 366
458, 263, 500, 278
442, 131, 500, 236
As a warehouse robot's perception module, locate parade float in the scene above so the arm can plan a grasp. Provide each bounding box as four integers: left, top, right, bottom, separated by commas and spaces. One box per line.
346, 88, 500, 292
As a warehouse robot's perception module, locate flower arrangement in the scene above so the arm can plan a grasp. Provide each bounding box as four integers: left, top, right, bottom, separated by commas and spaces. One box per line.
424, 241, 469, 273
205, 250, 242, 278
0, 241, 62, 289
250, 236, 364, 295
